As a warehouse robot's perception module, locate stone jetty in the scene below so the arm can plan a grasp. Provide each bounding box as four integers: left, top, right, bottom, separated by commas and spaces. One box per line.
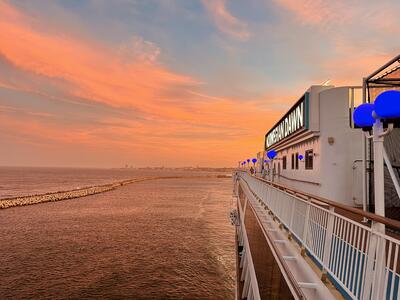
0, 177, 159, 209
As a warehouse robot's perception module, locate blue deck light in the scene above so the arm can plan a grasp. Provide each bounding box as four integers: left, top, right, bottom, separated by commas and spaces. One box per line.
374, 90, 400, 119
353, 103, 375, 127
267, 150, 277, 159
247, 159, 250, 163
252, 158, 257, 164
298, 154, 304, 160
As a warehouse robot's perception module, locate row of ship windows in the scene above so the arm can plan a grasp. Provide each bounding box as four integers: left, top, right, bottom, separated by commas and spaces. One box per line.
279, 149, 314, 170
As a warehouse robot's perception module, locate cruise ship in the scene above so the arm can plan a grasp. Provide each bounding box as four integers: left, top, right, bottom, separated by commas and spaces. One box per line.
231, 55, 400, 299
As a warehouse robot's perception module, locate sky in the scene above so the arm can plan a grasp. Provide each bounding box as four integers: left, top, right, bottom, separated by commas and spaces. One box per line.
0, 0, 398, 168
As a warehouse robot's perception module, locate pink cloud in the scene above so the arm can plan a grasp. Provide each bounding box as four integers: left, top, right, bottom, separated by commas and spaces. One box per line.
273, 0, 352, 29
202, 0, 250, 41
0, 2, 286, 166
0, 1, 196, 113
273, 0, 400, 34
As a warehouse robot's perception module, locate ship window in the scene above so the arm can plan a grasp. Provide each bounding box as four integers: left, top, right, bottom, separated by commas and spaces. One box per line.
295, 153, 299, 169
282, 156, 287, 170
291, 154, 294, 169
305, 150, 313, 170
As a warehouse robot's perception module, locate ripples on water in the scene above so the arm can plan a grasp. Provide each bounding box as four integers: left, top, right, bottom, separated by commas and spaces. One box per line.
0, 171, 235, 299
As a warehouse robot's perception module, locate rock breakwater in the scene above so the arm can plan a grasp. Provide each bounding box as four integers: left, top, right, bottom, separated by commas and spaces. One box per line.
0, 177, 158, 209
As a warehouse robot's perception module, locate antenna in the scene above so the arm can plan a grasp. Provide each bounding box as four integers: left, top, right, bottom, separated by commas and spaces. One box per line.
321, 79, 331, 86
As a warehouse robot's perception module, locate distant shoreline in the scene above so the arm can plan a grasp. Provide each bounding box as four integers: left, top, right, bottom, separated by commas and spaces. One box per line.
0, 165, 235, 171
0, 174, 232, 209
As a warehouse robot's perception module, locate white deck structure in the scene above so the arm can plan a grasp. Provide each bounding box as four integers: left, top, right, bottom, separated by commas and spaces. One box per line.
260, 85, 365, 207
235, 56, 400, 299
234, 171, 400, 300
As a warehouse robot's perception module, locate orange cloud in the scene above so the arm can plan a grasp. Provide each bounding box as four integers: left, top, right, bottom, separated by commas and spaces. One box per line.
202, 0, 250, 41
0, 2, 196, 112
0, 1, 286, 166
0, 101, 282, 167
0, 1, 262, 124
272, 0, 351, 29
273, 0, 400, 34
323, 52, 396, 86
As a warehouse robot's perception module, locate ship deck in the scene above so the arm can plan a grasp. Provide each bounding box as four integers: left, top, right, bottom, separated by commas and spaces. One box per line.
233, 170, 400, 300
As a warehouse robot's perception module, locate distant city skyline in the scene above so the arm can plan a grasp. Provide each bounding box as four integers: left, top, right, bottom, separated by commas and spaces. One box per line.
0, 0, 398, 167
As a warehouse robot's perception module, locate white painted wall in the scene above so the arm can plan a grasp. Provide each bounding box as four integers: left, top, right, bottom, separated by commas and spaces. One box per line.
318, 87, 364, 206
269, 86, 363, 206
308, 85, 333, 132
273, 136, 321, 196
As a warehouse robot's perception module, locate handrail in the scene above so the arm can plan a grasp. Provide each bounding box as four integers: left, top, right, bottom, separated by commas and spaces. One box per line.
277, 174, 321, 186
235, 170, 400, 300
240, 177, 306, 299
236, 186, 261, 300
237, 170, 400, 230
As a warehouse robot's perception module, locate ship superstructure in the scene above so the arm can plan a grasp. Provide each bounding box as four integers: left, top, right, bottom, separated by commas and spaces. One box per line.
233, 55, 400, 299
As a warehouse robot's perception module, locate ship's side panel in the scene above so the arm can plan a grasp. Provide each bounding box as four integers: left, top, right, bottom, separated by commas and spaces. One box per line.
273, 136, 321, 194
319, 87, 364, 206
308, 85, 331, 132
263, 85, 364, 206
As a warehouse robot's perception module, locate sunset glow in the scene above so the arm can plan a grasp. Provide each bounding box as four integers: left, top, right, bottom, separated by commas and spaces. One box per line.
0, 0, 398, 167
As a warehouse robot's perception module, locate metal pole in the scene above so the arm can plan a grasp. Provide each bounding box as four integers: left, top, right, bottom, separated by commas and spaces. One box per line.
363, 117, 387, 299
372, 118, 385, 221
361, 78, 368, 217
365, 54, 400, 81
383, 147, 400, 199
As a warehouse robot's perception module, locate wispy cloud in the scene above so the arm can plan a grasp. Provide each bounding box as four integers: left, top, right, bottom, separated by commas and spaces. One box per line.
202, 0, 250, 41
270, 0, 399, 84
272, 0, 352, 30
1, 0, 398, 167
274, 0, 400, 31
0, 2, 196, 114
0, 1, 276, 166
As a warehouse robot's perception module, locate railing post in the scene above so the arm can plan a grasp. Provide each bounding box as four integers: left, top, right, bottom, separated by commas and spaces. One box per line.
363, 222, 386, 299
288, 198, 296, 241
301, 197, 311, 256
289, 198, 296, 229
322, 207, 335, 282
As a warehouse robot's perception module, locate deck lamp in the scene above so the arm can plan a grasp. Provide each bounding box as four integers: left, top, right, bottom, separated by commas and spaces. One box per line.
247, 159, 250, 163
267, 150, 277, 159
354, 89, 400, 224
252, 158, 257, 165
374, 90, 400, 119
353, 103, 375, 130
298, 154, 304, 160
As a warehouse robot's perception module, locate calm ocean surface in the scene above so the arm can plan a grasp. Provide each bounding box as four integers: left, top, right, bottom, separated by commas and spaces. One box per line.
0, 167, 235, 299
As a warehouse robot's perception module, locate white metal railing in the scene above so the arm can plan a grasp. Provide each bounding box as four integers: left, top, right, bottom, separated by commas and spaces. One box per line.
236, 171, 400, 300
236, 188, 261, 300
